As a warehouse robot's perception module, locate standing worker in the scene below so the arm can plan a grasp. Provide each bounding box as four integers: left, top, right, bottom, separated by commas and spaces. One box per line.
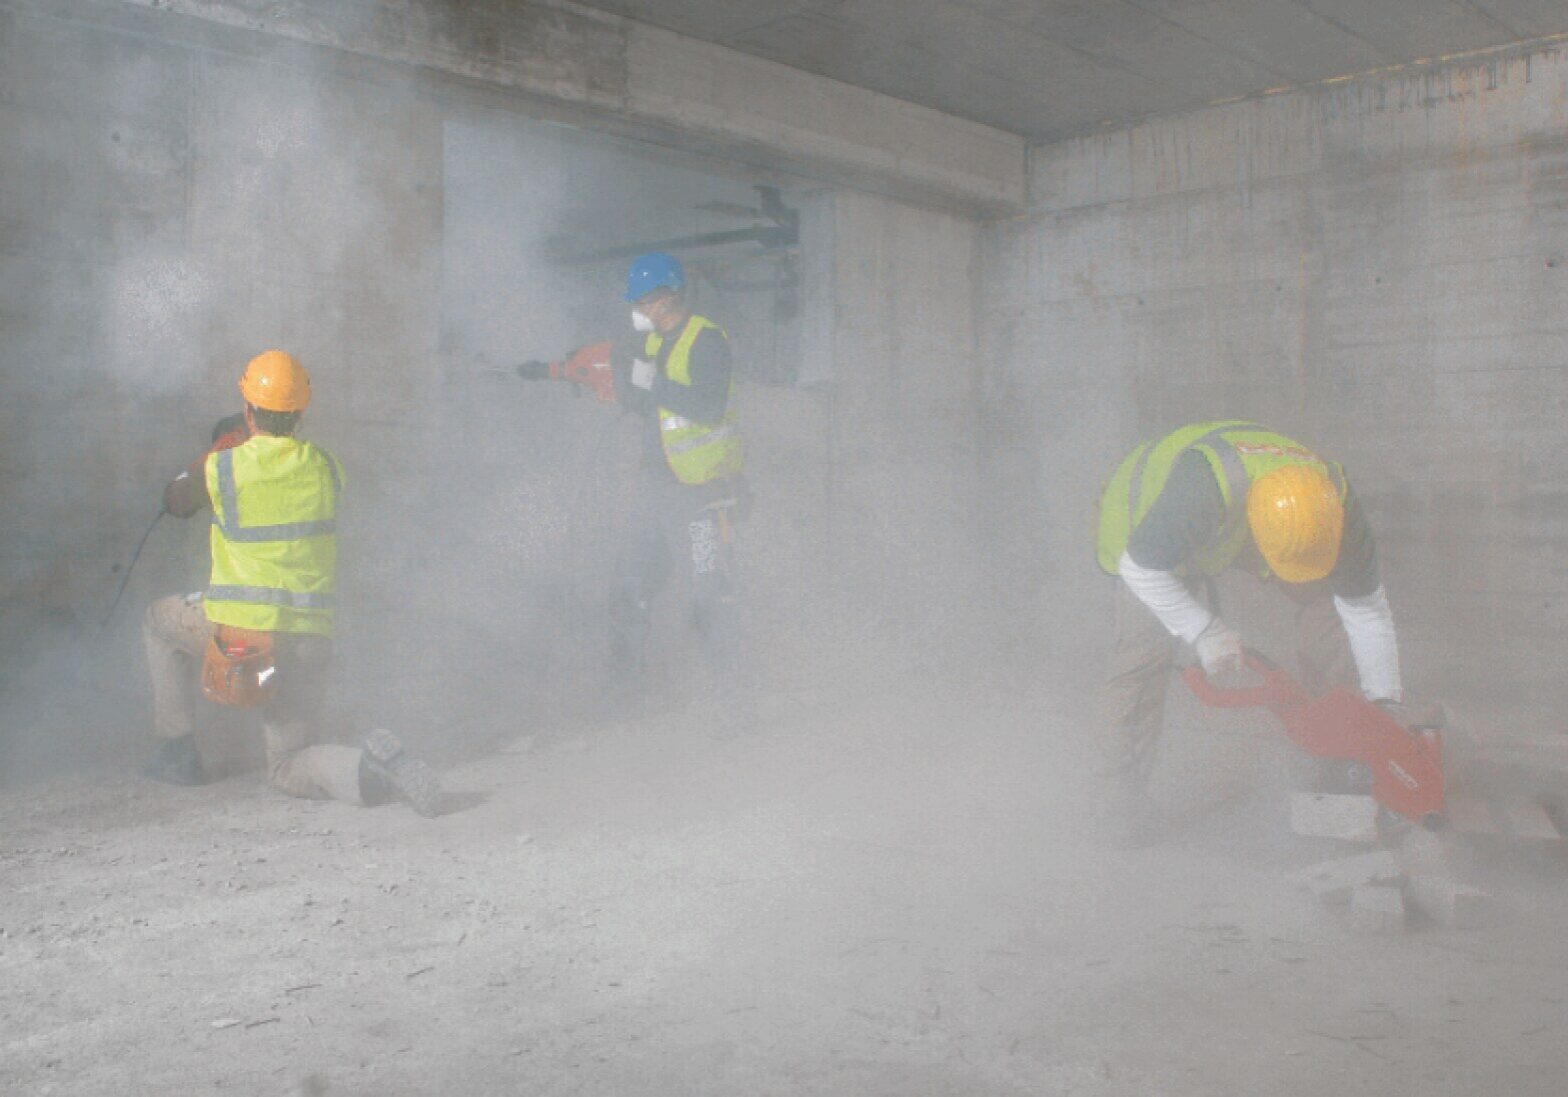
141, 350, 442, 815
1095, 421, 1402, 841
516, 252, 751, 718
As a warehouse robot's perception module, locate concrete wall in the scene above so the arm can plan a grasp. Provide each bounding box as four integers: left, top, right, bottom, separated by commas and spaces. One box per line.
102, 0, 1027, 214
804, 189, 985, 684
0, 0, 988, 777
980, 46, 1568, 730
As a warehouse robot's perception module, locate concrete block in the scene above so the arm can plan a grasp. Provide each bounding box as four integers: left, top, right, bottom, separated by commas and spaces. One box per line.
1397, 829, 1493, 929
1291, 794, 1381, 845
1349, 884, 1407, 934
1397, 827, 1455, 875
1404, 874, 1494, 930
1291, 849, 1402, 906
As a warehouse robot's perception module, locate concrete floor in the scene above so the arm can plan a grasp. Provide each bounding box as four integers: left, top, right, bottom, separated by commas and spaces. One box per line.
4, 681, 1568, 1095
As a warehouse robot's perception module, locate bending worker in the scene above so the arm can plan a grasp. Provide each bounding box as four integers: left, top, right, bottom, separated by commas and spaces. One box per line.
517, 252, 750, 715
142, 350, 441, 815
1095, 420, 1401, 833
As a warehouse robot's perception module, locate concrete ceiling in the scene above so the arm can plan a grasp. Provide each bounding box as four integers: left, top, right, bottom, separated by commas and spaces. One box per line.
575, 0, 1568, 142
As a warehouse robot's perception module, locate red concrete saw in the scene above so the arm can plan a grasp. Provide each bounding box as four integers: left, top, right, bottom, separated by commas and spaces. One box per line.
1183, 652, 1446, 828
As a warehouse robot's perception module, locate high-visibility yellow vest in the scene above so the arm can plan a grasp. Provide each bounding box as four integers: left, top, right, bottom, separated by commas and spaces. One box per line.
1096, 420, 1345, 577
204, 433, 342, 636
645, 314, 743, 486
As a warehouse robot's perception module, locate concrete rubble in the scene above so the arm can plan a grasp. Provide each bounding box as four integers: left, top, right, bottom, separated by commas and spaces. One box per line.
1349, 883, 1407, 935
1291, 819, 1499, 934
1290, 849, 1401, 906
1404, 874, 1494, 930
1397, 829, 1497, 930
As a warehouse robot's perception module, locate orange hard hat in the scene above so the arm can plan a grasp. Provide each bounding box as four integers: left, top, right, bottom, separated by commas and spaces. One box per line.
239, 349, 311, 412
1246, 464, 1344, 583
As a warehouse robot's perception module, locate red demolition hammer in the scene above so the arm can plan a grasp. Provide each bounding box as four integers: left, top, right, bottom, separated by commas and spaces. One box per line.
544, 341, 615, 403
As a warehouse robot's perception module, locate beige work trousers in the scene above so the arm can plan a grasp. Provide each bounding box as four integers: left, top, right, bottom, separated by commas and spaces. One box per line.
143, 594, 363, 803
1096, 575, 1357, 789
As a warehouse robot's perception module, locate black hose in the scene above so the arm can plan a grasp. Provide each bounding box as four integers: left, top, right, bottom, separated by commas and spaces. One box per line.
102, 510, 164, 626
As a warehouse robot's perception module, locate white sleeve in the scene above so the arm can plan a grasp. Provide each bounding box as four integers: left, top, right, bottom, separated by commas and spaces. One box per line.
1333, 585, 1402, 702
1118, 551, 1215, 645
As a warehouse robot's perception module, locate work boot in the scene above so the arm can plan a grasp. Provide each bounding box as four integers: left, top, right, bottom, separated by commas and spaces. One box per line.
142, 736, 204, 786
358, 729, 442, 817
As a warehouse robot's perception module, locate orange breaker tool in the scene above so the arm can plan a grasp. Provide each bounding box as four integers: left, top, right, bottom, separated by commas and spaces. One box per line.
1182, 653, 1446, 828
549, 341, 615, 403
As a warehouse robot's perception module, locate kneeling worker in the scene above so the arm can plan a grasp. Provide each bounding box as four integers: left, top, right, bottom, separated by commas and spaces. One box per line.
142, 350, 441, 815
1096, 421, 1402, 835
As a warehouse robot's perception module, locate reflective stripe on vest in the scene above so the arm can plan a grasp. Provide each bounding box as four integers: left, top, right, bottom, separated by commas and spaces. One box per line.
205, 435, 340, 636
664, 421, 738, 456
1096, 421, 1344, 577
645, 315, 744, 486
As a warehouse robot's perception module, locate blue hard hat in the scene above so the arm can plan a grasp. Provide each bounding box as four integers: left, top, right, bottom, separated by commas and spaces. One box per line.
625, 251, 684, 302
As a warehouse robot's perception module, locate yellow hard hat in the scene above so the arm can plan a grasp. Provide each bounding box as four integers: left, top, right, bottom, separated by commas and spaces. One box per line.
1246, 464, 1344, 583
239, 349, 311, 412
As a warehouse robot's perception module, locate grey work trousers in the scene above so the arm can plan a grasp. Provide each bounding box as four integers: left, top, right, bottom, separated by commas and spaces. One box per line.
143, 593, 363, 803
609, 470, 747, 693
1096, 575, 1357, 789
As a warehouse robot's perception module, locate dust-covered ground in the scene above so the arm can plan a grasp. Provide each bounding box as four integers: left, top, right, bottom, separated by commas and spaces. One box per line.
5, 680, 1568, 1096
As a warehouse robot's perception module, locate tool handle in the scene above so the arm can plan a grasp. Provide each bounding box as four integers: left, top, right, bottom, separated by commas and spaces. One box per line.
1181, 651, 1308, 710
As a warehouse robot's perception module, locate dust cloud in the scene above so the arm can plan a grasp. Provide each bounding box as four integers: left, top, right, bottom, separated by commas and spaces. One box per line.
5, 4, 1568, 1096
0, 2, 991, 787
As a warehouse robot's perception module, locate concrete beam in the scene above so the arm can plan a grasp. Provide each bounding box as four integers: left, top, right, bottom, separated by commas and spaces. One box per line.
622, 17, 1026, 214
95, 0, 1026, 214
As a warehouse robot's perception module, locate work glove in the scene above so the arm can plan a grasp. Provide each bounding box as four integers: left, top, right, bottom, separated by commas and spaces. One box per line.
516, 360, 551, 381
162, 469, 189, 513
630, 357, 656, 391
1193, 618, 1244, 679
